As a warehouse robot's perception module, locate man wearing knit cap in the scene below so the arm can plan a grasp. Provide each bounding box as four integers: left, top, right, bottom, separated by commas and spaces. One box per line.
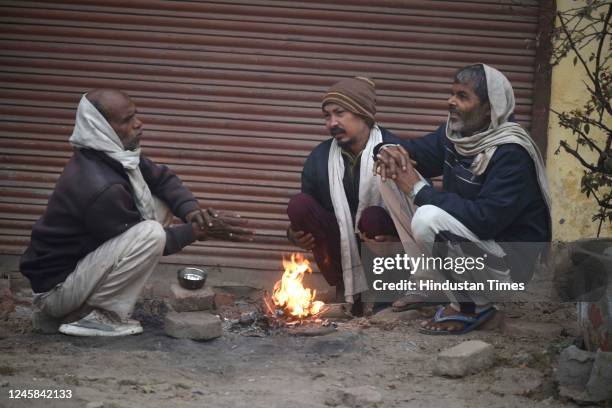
286, 77, 409, 311
373, 64, 551, 334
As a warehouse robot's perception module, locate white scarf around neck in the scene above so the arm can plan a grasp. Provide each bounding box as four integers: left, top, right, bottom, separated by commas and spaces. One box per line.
445, 64, 551, 211
69, 94, 156, 220
328, 125, 388, 302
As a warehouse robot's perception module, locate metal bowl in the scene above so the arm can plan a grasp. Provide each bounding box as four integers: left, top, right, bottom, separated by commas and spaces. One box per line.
177, 267, 207, 290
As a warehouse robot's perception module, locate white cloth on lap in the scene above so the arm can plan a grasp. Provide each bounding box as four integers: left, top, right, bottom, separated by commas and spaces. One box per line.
328, 125, 409, 302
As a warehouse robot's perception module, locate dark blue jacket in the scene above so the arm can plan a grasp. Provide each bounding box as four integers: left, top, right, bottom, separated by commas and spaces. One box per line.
388, 124, 550, 243
375, 124, 551, 282
301, 126, 403, 215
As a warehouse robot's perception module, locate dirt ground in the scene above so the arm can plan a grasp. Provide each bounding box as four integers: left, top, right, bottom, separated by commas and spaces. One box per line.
0, 289, 593, 408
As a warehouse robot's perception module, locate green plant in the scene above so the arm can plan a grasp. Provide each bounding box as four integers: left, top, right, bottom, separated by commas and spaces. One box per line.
551, 0, 611, 237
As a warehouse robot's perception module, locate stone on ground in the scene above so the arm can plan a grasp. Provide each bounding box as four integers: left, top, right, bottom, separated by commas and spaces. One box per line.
169, 283, 214, 312
433, 340, 495, 377
554, 345, 595, 388
585, 349, 612, 401
164, 311, 222, 340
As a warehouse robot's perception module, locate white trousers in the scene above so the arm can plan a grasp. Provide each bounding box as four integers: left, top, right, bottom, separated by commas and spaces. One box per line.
34, 198, 173, 321
380, 181, 511, 311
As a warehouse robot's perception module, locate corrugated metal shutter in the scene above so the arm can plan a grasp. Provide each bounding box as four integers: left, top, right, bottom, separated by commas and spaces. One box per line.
0, 0, 549, 279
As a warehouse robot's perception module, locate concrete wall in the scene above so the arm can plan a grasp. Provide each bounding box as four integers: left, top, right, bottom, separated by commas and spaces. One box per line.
546, 0, 611, 240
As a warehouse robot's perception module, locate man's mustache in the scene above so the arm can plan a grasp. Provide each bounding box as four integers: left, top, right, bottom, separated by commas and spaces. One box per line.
448, 108, 460, 115
330, 127, 346, 136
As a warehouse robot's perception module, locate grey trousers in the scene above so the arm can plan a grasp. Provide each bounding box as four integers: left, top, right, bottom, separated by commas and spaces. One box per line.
380, 181, 511, 312
34, 198, 173, 322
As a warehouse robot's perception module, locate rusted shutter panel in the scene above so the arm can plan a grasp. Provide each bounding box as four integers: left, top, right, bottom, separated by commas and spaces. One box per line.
0, 0, 545, 275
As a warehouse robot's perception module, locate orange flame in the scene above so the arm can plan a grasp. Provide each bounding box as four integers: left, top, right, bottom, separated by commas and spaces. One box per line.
272, 253, 325, 318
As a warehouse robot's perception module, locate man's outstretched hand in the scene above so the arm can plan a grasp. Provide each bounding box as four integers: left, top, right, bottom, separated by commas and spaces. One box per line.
187, 208, 254, 242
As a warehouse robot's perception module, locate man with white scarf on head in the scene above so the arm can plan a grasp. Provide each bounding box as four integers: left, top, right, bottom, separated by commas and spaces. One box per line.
21, 89, 252, 337
374, 64, 551, 335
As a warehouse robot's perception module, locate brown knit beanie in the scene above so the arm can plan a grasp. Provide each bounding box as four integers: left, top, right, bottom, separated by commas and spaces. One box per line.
322, 76, 376, 126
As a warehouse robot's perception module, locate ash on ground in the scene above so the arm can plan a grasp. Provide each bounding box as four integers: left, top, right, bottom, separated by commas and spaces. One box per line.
218, 298, 338, 337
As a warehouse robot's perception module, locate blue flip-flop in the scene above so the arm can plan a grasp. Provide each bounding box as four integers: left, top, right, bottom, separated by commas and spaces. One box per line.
418, 306, 497, 335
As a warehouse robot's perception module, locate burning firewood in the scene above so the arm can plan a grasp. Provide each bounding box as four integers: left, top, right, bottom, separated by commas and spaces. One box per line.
263, 253, 331, 328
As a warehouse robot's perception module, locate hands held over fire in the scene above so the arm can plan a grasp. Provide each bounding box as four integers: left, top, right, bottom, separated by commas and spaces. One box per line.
187, 207, 254, 242
374, 145, 420, 194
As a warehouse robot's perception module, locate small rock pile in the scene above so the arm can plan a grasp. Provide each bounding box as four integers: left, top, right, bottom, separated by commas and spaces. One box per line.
163, 283, 222, 341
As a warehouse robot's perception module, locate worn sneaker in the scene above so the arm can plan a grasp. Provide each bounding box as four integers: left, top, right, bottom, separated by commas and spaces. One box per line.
59, 309, 143, 337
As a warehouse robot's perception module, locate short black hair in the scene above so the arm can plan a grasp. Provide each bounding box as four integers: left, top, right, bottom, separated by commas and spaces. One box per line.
454, 64, 489, 105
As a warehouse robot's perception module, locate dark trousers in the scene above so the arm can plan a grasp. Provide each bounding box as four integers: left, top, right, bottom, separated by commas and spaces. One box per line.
287, 193, 397, 287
